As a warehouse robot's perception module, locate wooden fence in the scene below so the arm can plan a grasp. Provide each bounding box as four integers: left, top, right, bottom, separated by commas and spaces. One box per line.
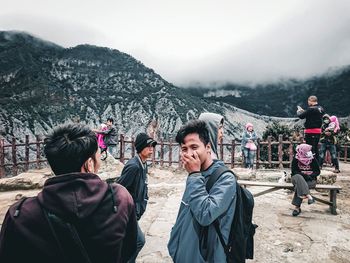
1, 134, 349, 177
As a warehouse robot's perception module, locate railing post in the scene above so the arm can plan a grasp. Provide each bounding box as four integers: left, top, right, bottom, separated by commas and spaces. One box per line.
344, 145, 348, 163
256, 139, 260, 169
289, 136, 294, 167
0, 138, 5, 178
160, 139, 164, 167
131, 136, 135, 158
268, 136, 272, 168
25, 135, 29, 172
119, 134, 125, 164
278, 134, 283, 169
220, 138, 223, 160
231, 140, 235, 168
169, 141, 173, 167
36, 135, 41, 169
152, 144, 156, 166
12, 138, 17, 176
178, 144, 183, 169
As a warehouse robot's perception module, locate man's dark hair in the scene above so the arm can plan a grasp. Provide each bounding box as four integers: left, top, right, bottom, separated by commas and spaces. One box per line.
107, 117, 114, 124
44, 124, 98, 175
175, 120, 210, 145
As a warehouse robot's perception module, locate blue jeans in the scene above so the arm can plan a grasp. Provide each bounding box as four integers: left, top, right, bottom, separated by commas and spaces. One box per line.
319, 142, 339, 169
243, 148, 256, 168
128, 222, 145, 263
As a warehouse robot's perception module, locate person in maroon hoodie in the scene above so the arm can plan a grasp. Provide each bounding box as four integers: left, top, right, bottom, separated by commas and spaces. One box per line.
0, 123, 137, 263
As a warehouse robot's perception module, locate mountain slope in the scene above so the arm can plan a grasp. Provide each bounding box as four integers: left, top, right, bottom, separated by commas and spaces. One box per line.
0, 31, 301, 147
183, 68, 350, 117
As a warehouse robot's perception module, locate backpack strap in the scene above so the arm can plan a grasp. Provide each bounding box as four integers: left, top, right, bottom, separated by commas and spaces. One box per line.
205, 165, 235, 260
13, 197, 28, 217
213, 219, 230, 255
38, 201, 92, 263
205, 165, 232, 192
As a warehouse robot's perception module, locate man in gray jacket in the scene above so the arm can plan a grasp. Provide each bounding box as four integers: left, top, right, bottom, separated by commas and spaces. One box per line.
168, 120, 237, 263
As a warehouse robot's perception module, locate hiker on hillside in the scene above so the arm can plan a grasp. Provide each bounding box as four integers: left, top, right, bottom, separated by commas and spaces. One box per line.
241, 123, 258, 169
168, 120, 237, 262
96, 123, 108, 160
297, 95, 325, 160
319, 114, 340, 173
0, 124, 137, 263
94, 117, 118, 158
117, 133, 157, 263
199, 112, 224, 159
290, 143, 320, 216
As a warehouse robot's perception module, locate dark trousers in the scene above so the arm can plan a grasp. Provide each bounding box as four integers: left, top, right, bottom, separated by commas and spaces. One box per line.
128, 222, 145, 263
305, 133, 321, 161
319, 142, 339, 169
291, 174, 317, 207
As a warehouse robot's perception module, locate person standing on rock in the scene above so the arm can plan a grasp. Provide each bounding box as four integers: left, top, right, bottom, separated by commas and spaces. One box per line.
168, 120, 237, 263
297, 95, 325, 161
290, 143, 320, 216
198, 112, 224, 160
0, 123, 137, 263
117, 133, 157, 263
94, 117, 118, 158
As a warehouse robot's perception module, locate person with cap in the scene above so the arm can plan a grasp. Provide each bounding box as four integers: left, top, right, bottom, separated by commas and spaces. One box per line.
117, 132, 157, 263
198, 112, 224, 160
241, 123, 258, 169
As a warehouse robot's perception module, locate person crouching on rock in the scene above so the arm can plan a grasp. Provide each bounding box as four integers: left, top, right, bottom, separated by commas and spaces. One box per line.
291, 144, 320, 216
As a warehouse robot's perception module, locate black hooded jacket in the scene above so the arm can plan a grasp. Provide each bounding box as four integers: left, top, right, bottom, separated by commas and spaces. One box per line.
297, 104, 325, 130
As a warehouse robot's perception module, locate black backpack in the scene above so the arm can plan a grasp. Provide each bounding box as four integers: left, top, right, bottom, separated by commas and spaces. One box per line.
193, 166, 258, 263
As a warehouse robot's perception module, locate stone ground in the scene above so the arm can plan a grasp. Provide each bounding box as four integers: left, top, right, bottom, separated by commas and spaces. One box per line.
1, 163, 350, 263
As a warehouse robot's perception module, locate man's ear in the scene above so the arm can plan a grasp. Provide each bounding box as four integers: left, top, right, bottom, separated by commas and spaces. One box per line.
206, 143, 211, 153
81, 157, 94, 173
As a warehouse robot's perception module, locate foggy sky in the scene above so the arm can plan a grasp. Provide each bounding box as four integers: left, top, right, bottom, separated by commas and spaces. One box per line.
1, 0, 350, 86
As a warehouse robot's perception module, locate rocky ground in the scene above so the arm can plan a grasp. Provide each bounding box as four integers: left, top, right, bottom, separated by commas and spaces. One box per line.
0, 159, 349, 263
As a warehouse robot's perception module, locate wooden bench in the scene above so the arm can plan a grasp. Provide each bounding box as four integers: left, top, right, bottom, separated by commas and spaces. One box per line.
237, 180, 342, 215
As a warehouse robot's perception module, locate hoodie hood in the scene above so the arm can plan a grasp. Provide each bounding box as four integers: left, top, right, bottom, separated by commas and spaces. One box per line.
199, 112, 224, 159
37, 172, 108, 219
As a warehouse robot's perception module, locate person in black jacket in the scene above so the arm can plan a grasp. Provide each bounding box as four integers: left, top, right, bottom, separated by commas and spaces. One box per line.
0, 124, 137, 263
297, 95, 325, 160
319, 114, 340, 173
290, 143, 320, 216
94, 117, 118, 158
117, 133, 157, 263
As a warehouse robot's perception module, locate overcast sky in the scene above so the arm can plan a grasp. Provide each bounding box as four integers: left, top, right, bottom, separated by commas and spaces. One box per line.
1, 0, 350, 86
